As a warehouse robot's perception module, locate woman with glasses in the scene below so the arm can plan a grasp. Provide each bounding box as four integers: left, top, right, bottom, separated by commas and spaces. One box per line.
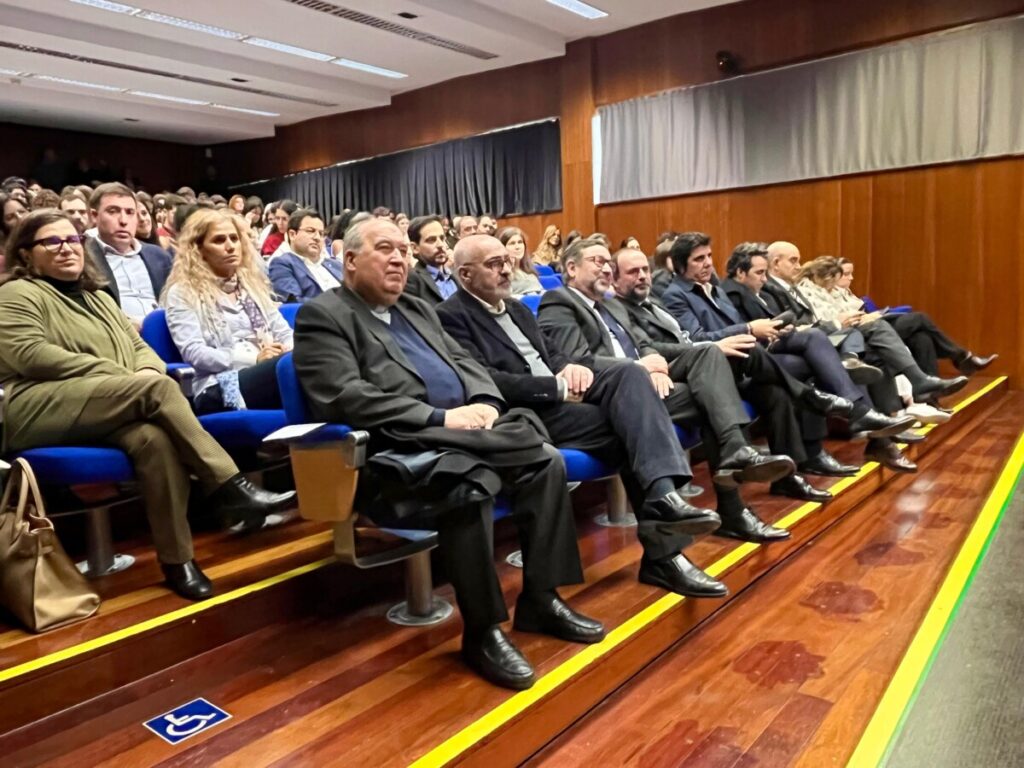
497, 226, 543, 296
0, 209, 294, 600
162, 209, 292, 415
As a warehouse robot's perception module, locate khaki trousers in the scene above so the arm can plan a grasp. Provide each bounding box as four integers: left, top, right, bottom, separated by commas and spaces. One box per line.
65, 375, 239, 564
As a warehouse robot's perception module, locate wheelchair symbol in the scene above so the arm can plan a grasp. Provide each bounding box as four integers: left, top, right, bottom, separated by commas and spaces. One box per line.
163, 713, 219, 738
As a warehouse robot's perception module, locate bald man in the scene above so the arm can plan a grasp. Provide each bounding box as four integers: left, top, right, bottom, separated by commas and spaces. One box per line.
437, 234, 729, 600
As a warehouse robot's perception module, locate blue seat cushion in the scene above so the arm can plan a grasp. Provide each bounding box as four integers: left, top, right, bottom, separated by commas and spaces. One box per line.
14, 447, 135, 485
559, 448, 616, 482
198, 410, 289, 449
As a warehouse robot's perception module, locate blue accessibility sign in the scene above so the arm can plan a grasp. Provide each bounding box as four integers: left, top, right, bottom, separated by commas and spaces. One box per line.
143, 698, 232, 745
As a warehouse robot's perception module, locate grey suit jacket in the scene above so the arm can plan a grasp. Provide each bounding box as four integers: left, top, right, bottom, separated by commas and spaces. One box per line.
610, 294, 696, 361
403, 261, 444, 305
293, 285, 504, 430
537, 287, 657, 371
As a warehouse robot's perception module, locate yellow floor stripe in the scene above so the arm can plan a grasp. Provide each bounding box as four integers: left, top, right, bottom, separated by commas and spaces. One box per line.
846, 428, 1024, 768
411, 379, 1007, 768
0, 557, 335, 684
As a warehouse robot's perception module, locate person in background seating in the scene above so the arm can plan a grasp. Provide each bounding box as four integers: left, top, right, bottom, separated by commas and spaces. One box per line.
228, 194, 246, 215
84, 182, 173, 329
650, 235, 677, 299
404, 214, 457, 304
395, 212, 410, 234
134, 192, 162, 248
293, 217, 604, 690
269, 208, 343, 302
155, 193, 186, 253
455, 215, 479, 240
58, 190, 90, 235
533, 224, 562, 271
0, 209, 295, 600
497, 226, 543, 296
477, 214, 497, 236
438, 234, 729, 599
162, 209, 292, 415
260, 199, 298, 258
30, 189, 60, 210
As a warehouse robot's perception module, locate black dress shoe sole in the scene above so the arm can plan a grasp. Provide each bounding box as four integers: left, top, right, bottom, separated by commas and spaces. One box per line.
715, 527, 791, 543
648, 514, 722, 537
512, 616, 606, 644
638, 569, 728, 598
164, 580, 214, 601
770, 487, 833, 503
715, 456, 795, 488
895, 431, 926, 444
916, 378, 969, 400
845, 365, 883, 385
797, 463, 860, 478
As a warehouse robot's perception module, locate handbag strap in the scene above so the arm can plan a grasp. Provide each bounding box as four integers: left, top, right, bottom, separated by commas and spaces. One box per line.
14, 458, 49, 521
0, 459, 31, 526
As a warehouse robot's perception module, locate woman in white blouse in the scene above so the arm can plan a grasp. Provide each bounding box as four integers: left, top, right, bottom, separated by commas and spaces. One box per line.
162, 209, 293, 415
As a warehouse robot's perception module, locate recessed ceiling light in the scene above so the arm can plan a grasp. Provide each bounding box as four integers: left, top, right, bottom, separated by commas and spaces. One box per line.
331, 58, 407, 79
211, 104, 279, 117
68, 0, 140, 14
544, 0, 607, 20
36, 74, 124, 91
135, 11, 244, 39
128, 90, 209, 105
242, 37, 334, 62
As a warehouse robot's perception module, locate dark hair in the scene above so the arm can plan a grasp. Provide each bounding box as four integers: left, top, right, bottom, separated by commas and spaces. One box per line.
0, 192, 28, 239
656, 231, 679, 246
669, 232, 712, 276
371, 206, 392, 218
30, 189, 60, 210
276, 199, 299, 216
243, 196, 263, 217
564, 229, 582, 247
1, 209, 106, 290
561, 235, 606, 267
174, 201, 214, 234
496, 226, 537, 276
652, 237, 676, 271
408, 215, 442, 245
726, 242, 769, 278
619, 236, 640, 249
287, 207, 321, 233
88, 182, 136, 211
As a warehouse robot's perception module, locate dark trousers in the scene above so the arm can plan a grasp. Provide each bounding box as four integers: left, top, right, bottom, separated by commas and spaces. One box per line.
885, 312, 966, 376
538, 363, 694, 561
193, 357, 284, 415
772, 327, 866, 403
435, 442, 583, 631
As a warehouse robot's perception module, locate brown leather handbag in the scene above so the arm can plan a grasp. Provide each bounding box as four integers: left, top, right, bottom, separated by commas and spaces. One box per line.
0, 458, 100, 632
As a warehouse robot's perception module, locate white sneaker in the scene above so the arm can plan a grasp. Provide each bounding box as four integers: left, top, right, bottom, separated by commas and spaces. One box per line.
904, 403, 952, 425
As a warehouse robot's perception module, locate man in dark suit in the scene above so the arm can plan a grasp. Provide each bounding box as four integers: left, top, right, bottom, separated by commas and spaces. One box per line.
719, 243, 917, 473
293, 218, 604, 691
403, 215, 457, 305
437, 235, 728, 599
85, 182, 172, 328
537, 236, 800, 540
268, 208, 343, 302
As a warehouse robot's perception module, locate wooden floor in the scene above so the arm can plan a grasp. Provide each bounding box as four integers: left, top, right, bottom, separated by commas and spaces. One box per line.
0, 377, 1015, 767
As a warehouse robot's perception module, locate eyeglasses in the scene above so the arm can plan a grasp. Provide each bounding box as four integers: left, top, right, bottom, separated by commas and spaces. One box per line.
31, 235, 85, 252
477, 256, 513, 272
297, 227, 325, 238
582, 254, 611, 267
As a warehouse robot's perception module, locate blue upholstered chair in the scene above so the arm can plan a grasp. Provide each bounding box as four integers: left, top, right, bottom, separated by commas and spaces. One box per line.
535, 264, 555, 277
539, 274, 563, 291
861, 296, 911, 314
517, 294, 542, 315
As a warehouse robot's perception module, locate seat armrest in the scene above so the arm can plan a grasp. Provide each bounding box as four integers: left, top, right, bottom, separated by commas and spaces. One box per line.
166, 363, 195, 398
263, 424, 368, 469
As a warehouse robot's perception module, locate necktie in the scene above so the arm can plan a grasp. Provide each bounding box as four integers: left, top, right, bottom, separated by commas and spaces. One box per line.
597, 303, 639, 360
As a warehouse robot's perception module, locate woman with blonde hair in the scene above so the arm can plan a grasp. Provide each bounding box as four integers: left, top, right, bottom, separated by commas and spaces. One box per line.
533, 224, 562, 271
497, 226, 543, 296
162, 209, 292, 415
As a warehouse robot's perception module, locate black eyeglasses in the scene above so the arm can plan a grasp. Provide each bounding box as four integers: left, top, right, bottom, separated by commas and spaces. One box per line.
31, 235, 85, 253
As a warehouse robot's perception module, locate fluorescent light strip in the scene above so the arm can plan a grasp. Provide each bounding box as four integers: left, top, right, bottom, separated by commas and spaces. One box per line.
136, 11, 243, 39
242, 37, 334, 62
545, 0, 608, 20
68, 0, 140, 14
332, 58, 406, 79
211, 104, 280, 117
35, 74, 124, 91
128, 90, 209, 105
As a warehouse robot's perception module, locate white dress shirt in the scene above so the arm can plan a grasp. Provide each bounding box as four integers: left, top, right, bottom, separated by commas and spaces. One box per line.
99, 238, 158, 321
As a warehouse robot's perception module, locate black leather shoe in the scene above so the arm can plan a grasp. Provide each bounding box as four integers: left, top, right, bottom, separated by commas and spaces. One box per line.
895, 429, 926, 444
639, 491, 721, 536
957, 352, 998, 376
770, 474, 832, 503
798, 450, 860, 477
842, 357, 883, 385
514, 591, 605, 644
716, 508, 791, 543
462, 627, 535, 690
639, 555, 728, 598
162, 560, 213, 601
912, 375, 969, 401
865, 442, 917, 473
801, 389, 854, 418
715, 446, 796, 489
208, 474, 297, 529
848, 409, 916, 440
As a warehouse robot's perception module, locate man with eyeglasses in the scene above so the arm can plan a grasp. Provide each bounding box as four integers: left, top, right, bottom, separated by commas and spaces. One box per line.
269, 208, 343, 302
537, 236, 803, 553
438, 235, 728, 599
84, 182, 173, 329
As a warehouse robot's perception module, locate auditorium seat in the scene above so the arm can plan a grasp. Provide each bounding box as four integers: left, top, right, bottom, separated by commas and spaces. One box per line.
861, 296, 911, 314
535, 264, 555, 277
518, 294, 542, 314
539, 274, 563, 291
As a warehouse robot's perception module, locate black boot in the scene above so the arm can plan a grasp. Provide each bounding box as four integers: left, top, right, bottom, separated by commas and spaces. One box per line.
209, 474, 296, 530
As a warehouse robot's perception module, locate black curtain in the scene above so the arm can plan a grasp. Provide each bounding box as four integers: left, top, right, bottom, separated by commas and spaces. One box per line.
231, 119, 561, 219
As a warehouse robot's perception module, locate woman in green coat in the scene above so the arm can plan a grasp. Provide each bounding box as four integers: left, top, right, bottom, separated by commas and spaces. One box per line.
0, 209, 295, 600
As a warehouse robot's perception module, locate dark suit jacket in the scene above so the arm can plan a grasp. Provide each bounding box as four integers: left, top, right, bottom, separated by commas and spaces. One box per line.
436, 289, 571, 407
536, 287, 657, 370
661, 274, 749, 342
293, 285, 504, 430
721, 277, 779, 323
610, 294, 694, 360
86, 237, 173, 307
761, 277, 816, 325
403, 261, 447, 305
268, 252, 344, 302
651, 269, 673, 299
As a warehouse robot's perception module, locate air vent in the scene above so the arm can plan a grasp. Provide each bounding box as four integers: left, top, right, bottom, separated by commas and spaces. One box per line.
0, 40, 338, 108
397, 12, 418, 19
283, 0, 498, 60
